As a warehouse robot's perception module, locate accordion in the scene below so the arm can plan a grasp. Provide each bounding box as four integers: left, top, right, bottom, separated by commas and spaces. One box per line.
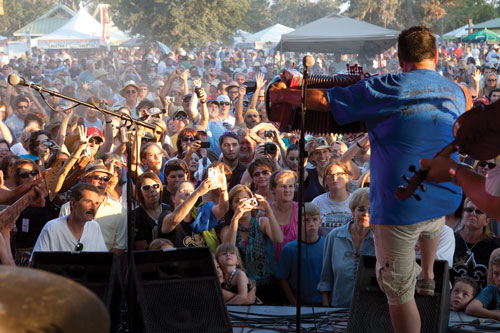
265, 67, 371, 134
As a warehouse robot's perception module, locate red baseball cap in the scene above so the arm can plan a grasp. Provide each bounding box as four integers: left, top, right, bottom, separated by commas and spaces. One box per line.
473, 96, 489, 107
86, 126, 104, 143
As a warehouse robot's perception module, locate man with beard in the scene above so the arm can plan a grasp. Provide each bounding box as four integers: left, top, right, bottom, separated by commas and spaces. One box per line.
219, 132, 246, 190
59, 161, 127, 253
238, 132, 256, 167
32, 183, 107, 253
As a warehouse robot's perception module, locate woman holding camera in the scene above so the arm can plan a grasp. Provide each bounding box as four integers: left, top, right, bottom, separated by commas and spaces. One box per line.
220, 184, 283, 303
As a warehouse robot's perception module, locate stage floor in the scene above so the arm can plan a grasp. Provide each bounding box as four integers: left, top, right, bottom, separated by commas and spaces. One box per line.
227, 305, 500, 332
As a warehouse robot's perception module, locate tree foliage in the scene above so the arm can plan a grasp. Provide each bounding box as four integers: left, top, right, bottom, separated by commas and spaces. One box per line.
0, 0, 53, 36
109, 0, 250, 48
270, 0, 341, 28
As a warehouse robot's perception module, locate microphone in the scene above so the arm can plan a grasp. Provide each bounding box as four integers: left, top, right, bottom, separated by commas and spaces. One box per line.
8, 73, 28, 86
303, 55, 315, 69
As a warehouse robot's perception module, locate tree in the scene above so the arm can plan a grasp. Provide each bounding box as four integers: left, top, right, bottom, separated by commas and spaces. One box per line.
270, 0, 341, 28
241, 0, 273, 33
109, 0, 250, 48
0, 0, 52, 36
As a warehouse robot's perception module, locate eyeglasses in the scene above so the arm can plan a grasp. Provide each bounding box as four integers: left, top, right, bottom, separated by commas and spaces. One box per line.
243, 101, 249, 107
464, 207, 484, 215
478, 161, 496, 169
175, 114, 187, 120
125, 90, 137, 94
17, 105, 29, 109
74, 242, 84, 252
0, 149, 9, 153
253, 170, 270, 177
356, 206, 370, 213
220, 102, 232, 106
327, 172, 346, 178
91, 175, 110, 182
181, 136, 196, 142
141, 183, 160, 191
19, 170, 38, 179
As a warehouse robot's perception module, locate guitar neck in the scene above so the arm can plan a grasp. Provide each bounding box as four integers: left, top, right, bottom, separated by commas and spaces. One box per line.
0, 189, 37, 230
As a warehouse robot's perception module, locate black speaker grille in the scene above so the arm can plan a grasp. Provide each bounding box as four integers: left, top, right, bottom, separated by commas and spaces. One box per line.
138, 277, 230, 333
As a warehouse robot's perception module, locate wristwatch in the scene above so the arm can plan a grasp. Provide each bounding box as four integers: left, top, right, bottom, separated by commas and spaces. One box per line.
449, 163, 472, 185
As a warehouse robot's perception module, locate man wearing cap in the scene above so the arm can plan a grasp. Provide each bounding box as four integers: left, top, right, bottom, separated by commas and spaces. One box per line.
113, 80, 140, 117
226, 81, 240, 103
32, 183, 107, 253
486, 44, 500, 62
59, 160, 127, 253
242, 109, 261, 129
216, 95, 235, 129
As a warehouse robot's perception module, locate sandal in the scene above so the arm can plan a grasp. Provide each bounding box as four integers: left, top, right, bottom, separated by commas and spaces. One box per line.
416, 278, 435, 296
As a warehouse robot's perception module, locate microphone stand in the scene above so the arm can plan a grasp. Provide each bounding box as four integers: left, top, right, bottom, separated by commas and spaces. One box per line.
296, 56, 313, 332
9, 75, 155, 331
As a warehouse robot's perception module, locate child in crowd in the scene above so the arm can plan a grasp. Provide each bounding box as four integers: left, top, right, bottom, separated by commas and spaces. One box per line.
215, 243, 251, 305
276, 202, 325, 305
466, 254, 500, 318
148, 238, 174, 250
450, 276, 479, 312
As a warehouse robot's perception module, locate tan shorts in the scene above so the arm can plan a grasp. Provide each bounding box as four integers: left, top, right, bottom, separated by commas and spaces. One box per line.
371, 217, 445, 305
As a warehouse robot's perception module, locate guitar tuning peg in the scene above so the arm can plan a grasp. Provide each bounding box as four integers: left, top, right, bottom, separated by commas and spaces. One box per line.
413, 194, 421, 201
402, 175, 409, 183
419, 184, 427, 192
408, 165, 417, 173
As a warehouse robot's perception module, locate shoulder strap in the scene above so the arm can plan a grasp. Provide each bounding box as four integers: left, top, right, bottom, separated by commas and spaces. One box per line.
457, 83, 473, 111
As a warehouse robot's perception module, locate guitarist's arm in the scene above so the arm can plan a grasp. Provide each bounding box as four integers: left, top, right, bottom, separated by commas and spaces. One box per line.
420, 156, 500, 221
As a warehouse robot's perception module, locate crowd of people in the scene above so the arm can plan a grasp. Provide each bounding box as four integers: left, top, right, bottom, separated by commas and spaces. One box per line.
0, 32, 499, 319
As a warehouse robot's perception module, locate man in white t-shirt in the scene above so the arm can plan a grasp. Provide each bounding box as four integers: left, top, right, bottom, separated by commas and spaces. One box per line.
32, 183, 107, 253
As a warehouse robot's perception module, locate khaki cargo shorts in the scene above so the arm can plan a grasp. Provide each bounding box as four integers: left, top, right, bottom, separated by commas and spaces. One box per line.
371, 216, 444, 305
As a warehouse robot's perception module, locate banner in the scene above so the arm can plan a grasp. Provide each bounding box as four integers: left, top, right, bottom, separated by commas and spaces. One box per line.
99, 4, 111, 44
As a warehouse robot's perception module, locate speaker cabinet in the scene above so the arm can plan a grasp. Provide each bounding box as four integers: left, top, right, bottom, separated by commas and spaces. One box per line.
132, 247, 231, 333
31, 252, 122, 330
347, 255, 450, 333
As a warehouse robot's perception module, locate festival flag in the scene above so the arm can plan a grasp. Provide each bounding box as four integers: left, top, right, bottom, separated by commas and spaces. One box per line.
0, 0, 4, 16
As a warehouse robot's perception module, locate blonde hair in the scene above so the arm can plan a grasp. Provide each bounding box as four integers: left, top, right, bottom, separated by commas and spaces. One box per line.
304, 202, 320, 216
215, 243, 244, 269
463, 197, 494, 241
323, 160, 350, 190
148, 238, 174, 250
349, 187, 370, 212
270, 169, 297, 189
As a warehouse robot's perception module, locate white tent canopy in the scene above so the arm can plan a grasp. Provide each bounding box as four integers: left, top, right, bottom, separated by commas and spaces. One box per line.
443, 25, 470, 39
35, 7, 127, 49
246, 24, 294, 44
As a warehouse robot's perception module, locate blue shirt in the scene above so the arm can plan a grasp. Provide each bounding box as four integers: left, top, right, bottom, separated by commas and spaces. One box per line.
207, 119, 225, 156
317, 221, 375, 308
475, 284, 500, 310
327, 69, 465, 225
276, 237, 325, 304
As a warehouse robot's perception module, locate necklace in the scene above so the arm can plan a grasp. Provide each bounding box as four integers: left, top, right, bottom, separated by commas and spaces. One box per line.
464, 238, 480, 256
224, 268, 237, 288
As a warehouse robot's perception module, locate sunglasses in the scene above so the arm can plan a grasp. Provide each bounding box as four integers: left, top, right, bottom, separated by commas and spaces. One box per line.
181, 136, 196, 142
17, 105, 29, 109
175, 114, 187, 120
125, 90, 137, 94
89, 137, 102, 145
91, 175, 110, 182
74, 242, 84, 252
243, 101, 249, 107
19, 170, 38, 179
253, 170, 270, 177
478, 161, 496, 169
141, 183, 160, 191
356, 206, 370, 213
220, 102, 232, 106
488, 79, 497, 82
464, 207, 484, 215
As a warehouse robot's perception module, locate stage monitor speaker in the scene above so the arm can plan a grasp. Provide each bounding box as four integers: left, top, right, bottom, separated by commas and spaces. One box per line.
31, 251, 122, 330
132, 247, 232, 333
347, 255, 450, 333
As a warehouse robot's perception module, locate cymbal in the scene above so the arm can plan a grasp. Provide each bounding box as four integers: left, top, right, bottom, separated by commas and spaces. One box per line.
0, 266, 110, 333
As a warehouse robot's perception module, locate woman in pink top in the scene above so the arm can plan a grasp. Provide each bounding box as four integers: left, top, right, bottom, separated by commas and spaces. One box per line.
269, 170, 298, 262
